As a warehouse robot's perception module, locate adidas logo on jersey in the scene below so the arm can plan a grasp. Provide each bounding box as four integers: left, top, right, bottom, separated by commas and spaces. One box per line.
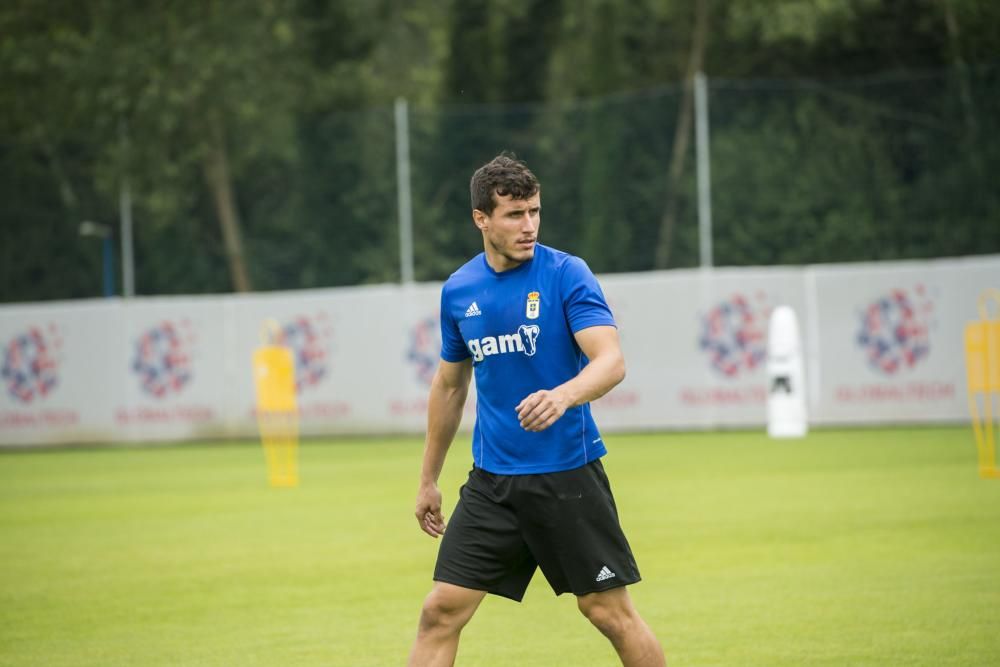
595, 566, 616, 582
464, 302, 482, 317
467, 325, 540, 362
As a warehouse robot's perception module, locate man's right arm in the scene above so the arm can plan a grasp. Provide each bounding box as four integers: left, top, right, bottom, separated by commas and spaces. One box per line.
414, 358, 472, 538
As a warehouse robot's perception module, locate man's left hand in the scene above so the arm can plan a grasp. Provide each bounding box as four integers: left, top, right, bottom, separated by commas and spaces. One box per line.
516, 389, 571, 432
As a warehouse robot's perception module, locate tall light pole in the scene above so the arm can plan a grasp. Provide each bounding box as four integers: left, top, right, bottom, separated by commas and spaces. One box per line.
79, 221, 115, 298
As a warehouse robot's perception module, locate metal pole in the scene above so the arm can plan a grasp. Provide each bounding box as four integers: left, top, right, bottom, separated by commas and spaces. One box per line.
102, 236, 115, 298
694, 71, 713, 268
79, 220, 115, 298
395, 97, 415, 284
119, 120, 136, 297
120, 176, 135, 296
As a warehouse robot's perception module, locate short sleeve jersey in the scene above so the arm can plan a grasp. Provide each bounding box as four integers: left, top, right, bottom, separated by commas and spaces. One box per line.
439, 243, 615, 474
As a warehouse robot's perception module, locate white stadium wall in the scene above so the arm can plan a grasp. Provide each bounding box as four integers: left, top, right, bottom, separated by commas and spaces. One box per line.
1, 255, 995, 446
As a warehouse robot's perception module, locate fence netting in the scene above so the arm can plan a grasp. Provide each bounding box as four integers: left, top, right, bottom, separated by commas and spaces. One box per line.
2, 65, 997, 301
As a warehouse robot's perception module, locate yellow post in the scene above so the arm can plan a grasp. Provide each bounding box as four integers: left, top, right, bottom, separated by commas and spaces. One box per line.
253, 320, 299, 487
964, 289, 1000, 479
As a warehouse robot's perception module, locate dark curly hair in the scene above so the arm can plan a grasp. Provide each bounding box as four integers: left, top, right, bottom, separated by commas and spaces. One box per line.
470, 152, 540, 216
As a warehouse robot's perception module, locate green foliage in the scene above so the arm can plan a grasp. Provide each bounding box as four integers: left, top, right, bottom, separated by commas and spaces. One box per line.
1, 0, 998, 301
726, 0, 866, 46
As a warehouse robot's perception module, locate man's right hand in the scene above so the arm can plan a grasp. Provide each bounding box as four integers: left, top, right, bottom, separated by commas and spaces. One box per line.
414, 483, 446, 538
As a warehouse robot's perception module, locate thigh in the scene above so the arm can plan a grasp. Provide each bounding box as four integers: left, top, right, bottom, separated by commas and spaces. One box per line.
517, 459, 641, 596
433, 471, 537, 602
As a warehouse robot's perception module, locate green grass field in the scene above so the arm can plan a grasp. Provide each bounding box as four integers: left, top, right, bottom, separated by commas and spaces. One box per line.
1, 427, 998, 666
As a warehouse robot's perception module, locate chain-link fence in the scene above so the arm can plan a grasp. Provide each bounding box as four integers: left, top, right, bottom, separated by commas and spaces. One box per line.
2, 65, 998, 302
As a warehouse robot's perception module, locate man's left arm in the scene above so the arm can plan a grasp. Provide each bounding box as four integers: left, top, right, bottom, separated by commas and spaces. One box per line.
516, 325, 624, 432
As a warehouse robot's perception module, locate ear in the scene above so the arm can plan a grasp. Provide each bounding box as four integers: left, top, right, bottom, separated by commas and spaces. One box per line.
472, 209, 489, 231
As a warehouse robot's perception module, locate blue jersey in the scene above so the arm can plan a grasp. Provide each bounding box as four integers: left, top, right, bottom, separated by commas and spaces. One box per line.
439, 244, 616, 474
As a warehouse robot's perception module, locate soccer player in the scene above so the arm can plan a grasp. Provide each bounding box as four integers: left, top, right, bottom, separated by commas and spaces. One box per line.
407, 154, 665, 667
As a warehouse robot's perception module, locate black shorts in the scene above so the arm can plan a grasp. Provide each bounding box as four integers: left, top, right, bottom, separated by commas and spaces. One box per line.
433, 459, 641, 602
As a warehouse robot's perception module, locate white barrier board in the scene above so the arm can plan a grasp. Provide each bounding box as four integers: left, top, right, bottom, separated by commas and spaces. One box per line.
1, 255, 996, 445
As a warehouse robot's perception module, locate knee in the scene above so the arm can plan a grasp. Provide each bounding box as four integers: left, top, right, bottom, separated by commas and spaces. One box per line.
578, 596, 632, 642
417, 589, 474, 636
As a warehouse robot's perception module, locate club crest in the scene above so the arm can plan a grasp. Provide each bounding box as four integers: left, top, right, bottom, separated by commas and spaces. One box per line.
526, 291, 540, 320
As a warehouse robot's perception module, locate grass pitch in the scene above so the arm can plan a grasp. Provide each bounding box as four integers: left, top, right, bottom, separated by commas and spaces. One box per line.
1, 427, 998, 666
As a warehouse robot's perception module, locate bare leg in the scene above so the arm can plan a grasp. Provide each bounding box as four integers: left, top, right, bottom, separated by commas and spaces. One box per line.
407, 582, 487, 667
577, 587, 666, 667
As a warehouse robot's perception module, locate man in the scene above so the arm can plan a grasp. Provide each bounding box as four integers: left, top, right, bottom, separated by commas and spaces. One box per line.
408, 154, 665, 667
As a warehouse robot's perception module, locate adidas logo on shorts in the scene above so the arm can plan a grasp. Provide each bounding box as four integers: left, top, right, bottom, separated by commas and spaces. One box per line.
595, 566, 616, 582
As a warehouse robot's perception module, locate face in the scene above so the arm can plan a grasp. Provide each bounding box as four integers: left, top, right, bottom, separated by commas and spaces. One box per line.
473, 192, 541, 271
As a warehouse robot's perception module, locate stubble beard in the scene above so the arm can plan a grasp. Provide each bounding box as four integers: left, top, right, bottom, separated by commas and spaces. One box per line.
486, 232, 534, 268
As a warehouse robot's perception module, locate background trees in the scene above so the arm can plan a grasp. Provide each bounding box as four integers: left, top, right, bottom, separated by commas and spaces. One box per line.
2, 0, 997, 301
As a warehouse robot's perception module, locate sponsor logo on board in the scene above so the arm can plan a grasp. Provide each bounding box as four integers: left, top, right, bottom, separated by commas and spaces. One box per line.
281, 315, 331, 393
2, 325, 61, 404
856, 286, 933, 376
407, 315, 441, 386
132, 321, 193, 398
699, 293, 770, 378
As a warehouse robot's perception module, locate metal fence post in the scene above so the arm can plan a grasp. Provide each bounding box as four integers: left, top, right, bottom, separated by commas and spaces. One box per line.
694, 71, 713, 268
119, 120, 135, 297
395, 98, 415, 284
